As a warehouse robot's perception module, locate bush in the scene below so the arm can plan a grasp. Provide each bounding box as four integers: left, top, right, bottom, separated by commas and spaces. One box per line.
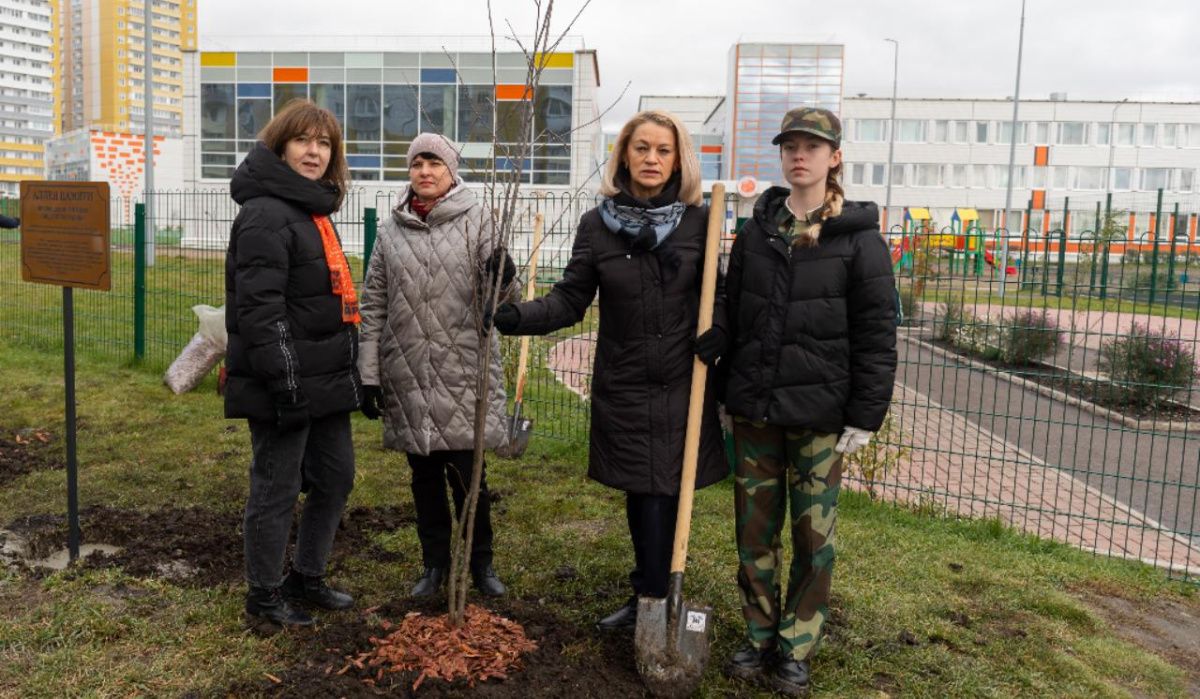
998, 310, 1062, 366
1122, 268, 1178, 293
897, 284, 921, 326
935, 294, 970, 342
1098, 324, 1197, 408
844, 412, 908, 500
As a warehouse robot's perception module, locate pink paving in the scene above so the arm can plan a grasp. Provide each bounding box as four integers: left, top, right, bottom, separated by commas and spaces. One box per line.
545, 332, 1200, 576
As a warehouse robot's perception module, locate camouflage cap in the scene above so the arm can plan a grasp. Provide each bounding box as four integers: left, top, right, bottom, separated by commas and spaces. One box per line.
771, 107, 842, 147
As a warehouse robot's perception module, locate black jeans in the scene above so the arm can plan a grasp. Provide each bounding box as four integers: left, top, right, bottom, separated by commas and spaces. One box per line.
626, 492, 680, 598
407, 450, 493, 571
243, 412, 355, 589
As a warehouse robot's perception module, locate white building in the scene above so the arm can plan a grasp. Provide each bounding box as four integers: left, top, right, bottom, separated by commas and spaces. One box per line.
0, 0, 56, 197
841, 96, 1200, 229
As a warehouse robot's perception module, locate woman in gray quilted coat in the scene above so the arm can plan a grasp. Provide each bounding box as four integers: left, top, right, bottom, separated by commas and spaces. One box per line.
357, 133, 517, 599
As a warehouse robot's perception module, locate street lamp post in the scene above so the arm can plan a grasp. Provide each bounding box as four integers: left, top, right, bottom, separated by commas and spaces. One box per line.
998, 0, 1026, 298
1106, 98, 1129, 192
883, 38, 899, 231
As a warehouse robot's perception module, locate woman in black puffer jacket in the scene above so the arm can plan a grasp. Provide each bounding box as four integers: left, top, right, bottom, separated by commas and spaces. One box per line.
225, 100, 361, 632
720, 107, 897, 697
491, 110, 728, 631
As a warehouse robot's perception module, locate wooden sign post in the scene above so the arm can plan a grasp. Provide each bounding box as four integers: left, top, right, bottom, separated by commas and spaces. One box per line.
19, 181, 111, 562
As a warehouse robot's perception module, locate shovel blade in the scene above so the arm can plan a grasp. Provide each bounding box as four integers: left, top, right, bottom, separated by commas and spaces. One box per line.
635, 596, 712, 697
493, 415, 533, 458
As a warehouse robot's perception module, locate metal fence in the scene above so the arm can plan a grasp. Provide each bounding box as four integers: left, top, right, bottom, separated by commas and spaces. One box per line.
1, 188, 1197, 583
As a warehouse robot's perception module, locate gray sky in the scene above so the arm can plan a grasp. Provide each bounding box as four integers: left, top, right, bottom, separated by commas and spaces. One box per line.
200, 0, 1200, 129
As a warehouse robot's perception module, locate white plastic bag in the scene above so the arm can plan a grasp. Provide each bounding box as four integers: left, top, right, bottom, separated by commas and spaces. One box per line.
163, 305, 226, 395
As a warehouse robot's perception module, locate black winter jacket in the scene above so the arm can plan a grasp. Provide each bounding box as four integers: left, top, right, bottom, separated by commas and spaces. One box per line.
508, 203, 728, 496
223, 143, 362, 422
722, 187, 896, 433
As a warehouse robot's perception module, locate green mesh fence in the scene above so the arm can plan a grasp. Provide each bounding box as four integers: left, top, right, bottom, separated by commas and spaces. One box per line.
2, 188, 1197, 582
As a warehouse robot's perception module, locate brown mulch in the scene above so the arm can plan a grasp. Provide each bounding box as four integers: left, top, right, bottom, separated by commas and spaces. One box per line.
345, 604, 537, 691
218, 595, 649, 698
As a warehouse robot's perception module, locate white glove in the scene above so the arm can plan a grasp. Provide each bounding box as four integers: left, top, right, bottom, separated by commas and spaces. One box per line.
835, 426, 873, 455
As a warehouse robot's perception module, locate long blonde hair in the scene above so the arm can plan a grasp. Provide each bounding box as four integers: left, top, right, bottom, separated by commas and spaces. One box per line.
794, 154, 845, 248
601, 110, 701, 206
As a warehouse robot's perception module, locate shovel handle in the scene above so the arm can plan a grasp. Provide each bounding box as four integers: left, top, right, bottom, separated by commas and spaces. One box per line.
513, 214, 543, 403
670, 184, 724, 575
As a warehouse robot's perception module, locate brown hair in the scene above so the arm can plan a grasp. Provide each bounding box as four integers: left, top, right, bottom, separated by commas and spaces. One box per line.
258, 99, 349, 210
601, 110, 701, 206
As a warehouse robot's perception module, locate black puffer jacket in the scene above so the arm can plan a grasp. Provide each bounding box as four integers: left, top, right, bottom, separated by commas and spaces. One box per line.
508, 196, 728, 496
224, 143, 361, 422
722, 187, 896, 433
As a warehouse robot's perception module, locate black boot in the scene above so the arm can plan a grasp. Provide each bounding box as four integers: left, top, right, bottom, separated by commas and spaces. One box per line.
725, 643, 772, 683
769, 655, 810, 697
282, 568, 354, 611
471, 564, 507, 597
410, 567, 446, 598
245, 586, 314, 633
596, 596, 638, 631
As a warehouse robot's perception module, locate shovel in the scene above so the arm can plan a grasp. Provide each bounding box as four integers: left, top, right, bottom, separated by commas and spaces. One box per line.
494, 213, 543, 459
635, 184, 725, 697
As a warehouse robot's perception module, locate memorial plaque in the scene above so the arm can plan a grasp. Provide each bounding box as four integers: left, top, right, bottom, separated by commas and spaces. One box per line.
20, 181, 111, 291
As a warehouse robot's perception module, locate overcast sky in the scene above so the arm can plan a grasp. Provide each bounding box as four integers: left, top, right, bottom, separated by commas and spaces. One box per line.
200, 0, 1200, 129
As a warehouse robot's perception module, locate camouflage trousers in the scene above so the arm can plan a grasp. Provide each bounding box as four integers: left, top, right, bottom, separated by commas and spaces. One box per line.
732, 418, 842, 661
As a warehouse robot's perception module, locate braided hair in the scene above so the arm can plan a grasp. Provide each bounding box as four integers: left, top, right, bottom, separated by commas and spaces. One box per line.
795, 161, 844, 248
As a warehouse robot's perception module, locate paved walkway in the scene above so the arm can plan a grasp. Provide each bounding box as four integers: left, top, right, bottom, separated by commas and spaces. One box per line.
544, 331, 1200, 577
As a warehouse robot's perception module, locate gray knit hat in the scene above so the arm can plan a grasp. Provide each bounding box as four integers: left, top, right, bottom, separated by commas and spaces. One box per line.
407, 133, 461, 181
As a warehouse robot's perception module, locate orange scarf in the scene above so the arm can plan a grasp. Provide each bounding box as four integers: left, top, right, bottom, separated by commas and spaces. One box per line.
312, 214, 360, 324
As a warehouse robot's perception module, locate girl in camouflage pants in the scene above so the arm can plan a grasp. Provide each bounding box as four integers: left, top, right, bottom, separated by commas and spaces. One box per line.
718, 106, 898, 696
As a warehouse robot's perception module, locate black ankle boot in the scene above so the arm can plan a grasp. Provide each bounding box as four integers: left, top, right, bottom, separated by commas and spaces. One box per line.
725, 643, 772, 682
410, 567, 446, 598
770, 655, 810, 697
282, 568, 354, 611
471, 565, 507, 597
245, 586, 314, 632
596, 596, 638, 631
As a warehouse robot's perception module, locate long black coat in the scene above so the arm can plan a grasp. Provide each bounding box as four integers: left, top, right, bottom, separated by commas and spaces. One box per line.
509, 206, 728, 496
223, 143, 362, 422
722, 187, 897, 433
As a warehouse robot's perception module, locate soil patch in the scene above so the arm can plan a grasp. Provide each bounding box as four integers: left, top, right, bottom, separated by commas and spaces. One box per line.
217, 596, 649, 698
6, 503, 415, 587
1081, 590, 1200, 695
0, 428, 62, 487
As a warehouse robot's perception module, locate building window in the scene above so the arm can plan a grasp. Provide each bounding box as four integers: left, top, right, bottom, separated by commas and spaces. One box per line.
1178, 169, 1195, 193
915, 163, 940, 187
1052, 166, 1068, 189
933, 120, 948, 143
1112, 167, 1132, 191
1058, 122, 1086, 145
953, 120, 968, 143
1141, 123, 1157, 146
1187, 125, 1200, 148
1142, 167, 1169, 191
896, 119, 924, 142
1116, 123, 1135, 146
1073, 166, 1105, 190
1095, 122, 1111, 145
346, 84, 382, 141
1028, 121, 1049, 144
870, 163, 885, 186
974, 121, 988, 144
1162, 124, 1179, 147
997, 121, 1015, 145
855, 118, 886, 142
848, 162, 864, 185
889, 163, 905, 186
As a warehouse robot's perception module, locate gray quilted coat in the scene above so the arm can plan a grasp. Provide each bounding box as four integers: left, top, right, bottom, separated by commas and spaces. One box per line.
358, 182, 518, 455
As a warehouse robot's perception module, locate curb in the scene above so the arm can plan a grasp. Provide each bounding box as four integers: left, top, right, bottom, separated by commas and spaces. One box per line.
898, 329, 1200, 435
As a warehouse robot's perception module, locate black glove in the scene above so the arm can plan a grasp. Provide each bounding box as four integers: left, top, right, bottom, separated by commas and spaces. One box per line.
692, 326, 728, 366
273, 388, 310, 432
361, 385, 384, 420
485, 247, 517, 289
487, 303, 521, 334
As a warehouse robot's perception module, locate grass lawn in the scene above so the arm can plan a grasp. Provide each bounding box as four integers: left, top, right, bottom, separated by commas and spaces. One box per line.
0, 340, 1197, 697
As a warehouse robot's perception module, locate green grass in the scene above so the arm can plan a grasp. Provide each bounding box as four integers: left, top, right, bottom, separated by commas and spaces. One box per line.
0, 341, 1197, 697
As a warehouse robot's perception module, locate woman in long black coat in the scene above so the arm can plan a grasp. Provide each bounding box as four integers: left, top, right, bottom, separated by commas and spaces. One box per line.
491, 109, 728, 630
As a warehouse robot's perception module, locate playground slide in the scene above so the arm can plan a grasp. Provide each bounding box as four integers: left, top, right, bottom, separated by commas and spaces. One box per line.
982, 248, 1017, 276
